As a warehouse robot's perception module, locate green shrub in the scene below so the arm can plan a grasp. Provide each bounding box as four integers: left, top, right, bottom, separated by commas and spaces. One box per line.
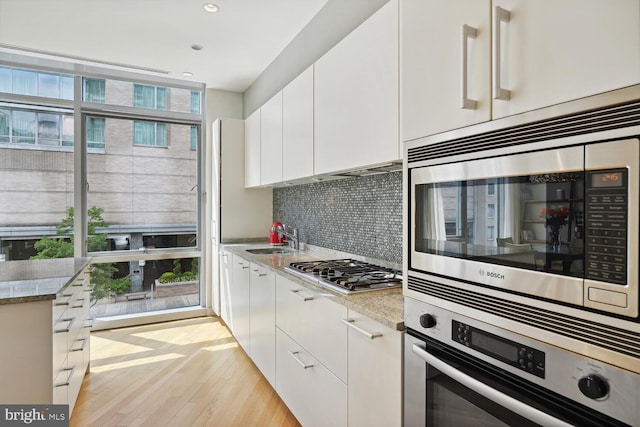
159, 272, 177, 283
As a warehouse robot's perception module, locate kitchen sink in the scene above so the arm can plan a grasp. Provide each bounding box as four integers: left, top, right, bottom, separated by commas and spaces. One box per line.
245, 247, 294, 255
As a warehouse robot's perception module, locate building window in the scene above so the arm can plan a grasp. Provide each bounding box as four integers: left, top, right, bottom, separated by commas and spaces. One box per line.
134, 84, 167, 110
488, 182, 495, 196
0, 67, 73, 100
0, 107, 74, 147
190, 126, 197, 150
87, 117, 105, 149
488, 226, 495, 240
488, 203, 495, 218
134, 121, 167, 146
83, 78, 106, 103
190, 91, 200, 114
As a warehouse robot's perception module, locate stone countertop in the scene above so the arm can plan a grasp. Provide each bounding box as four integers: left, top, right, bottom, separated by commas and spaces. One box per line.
221, 243, 404, 331
0, 258, 91, 305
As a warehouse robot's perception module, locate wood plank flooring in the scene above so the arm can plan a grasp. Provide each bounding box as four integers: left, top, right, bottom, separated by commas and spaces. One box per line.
71, 316, 301, 427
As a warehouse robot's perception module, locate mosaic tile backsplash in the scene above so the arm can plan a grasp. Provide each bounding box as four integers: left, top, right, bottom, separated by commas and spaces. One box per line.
273, 171, 402, 264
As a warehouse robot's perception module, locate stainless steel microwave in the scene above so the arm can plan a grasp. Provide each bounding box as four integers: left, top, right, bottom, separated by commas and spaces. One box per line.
405, 86, 640, 320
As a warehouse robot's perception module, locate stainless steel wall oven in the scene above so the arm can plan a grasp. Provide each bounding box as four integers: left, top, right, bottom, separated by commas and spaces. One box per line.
403, 86, 640, 426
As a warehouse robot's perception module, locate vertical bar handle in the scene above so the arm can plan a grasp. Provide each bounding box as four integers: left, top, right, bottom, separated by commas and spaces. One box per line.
493, 6, 511, 100
460, 24, 478, 110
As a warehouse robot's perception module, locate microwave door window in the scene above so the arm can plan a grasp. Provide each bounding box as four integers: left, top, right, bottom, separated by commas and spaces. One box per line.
414, 173, 585, 277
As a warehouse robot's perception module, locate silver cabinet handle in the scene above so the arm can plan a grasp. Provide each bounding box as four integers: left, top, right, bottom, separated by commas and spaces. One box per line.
342, 318, 382, 340
411, 343, 572, 427
219, 252, 228, 257
54, 366, 75, 388
460, 24, 478, 110
290, 289, 314, 301
71, 337, 88, 352
493, 6, 511, 100
289, 351, 314, 369
54, 317, 75, 333
238, 262, 249, 269
252, 269, 267, 277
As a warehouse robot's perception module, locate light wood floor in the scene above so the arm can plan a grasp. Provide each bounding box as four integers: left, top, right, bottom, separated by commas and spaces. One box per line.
70, 316, 301, 427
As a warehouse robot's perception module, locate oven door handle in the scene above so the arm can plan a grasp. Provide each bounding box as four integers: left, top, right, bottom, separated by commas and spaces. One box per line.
411, 343, 574, 427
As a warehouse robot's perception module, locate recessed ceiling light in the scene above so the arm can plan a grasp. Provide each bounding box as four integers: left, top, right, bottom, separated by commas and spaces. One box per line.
191, 44, 204, 51
182, 72, 193, 77
203, 3, 219, 13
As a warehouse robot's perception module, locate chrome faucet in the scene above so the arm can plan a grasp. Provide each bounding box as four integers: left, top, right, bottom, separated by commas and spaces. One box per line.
279, 224, 300, 250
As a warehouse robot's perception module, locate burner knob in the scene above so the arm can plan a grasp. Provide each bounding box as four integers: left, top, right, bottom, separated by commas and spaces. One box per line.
578, 374, 609, 400
419, 313, 437, 329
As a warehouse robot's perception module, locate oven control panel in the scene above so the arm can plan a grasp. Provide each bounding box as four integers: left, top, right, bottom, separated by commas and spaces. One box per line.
452, 320, 546, 379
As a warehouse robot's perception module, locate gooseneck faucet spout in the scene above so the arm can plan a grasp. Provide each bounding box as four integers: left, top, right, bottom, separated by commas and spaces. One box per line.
278, 224, 300, 250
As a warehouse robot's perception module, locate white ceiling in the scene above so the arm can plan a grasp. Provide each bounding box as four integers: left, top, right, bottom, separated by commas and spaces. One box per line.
0, 0, 328, 92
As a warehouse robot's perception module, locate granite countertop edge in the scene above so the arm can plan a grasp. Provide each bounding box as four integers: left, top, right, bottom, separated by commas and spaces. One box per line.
0, 257, 91, 305
221, 243, 404, 331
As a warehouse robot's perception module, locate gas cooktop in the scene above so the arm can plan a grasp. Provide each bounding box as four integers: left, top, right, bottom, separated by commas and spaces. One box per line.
285, 259, 402, 294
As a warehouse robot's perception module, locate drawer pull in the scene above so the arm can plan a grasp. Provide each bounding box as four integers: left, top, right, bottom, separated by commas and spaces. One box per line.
290, 289, 314, 302
238, 262, 249, 269
72, 298, 86, 309
289, 351, 314, 369
252, 269, 267, 277
55, 293, 73, 306
71, 337, 88, 352
54, 366, 75, 388
54, 317, 75, 333
342, 318, 383, 340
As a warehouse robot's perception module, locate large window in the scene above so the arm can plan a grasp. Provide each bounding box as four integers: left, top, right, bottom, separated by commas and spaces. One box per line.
0, 66, 73, 99
0, 60, 204, 323
133, 121, 167, 147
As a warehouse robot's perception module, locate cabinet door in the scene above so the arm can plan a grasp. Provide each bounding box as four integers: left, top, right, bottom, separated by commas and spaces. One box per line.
492, 0, 640, 119
275, 328, 347, 427
314, 0, 399, 174
346, 310, 402, 427
219, 250, 232, 326
249, 263, 276, 387
231, 255, 251, 353
260, 91, 283, 185
244, 109, 261, 188
401, 0, 491, 140
275, 275, 347, 382
282, 65, 314, 181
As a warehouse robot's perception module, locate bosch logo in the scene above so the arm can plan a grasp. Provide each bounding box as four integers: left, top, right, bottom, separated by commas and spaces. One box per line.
480, 269, 505, 280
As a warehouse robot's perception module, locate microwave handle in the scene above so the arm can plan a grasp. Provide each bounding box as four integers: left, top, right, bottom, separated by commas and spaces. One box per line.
411, 343, 573, 427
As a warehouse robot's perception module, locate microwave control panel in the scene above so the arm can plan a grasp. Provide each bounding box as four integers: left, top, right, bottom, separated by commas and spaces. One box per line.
585, 168, 628, 285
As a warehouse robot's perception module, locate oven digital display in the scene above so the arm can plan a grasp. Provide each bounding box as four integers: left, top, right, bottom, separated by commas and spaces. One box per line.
452, 320, 546, 378
471, 331, 519, 363
591, 171, 624, 187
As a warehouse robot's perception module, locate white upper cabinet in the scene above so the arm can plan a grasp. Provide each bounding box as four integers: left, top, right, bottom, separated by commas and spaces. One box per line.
244, 109, 261, 188
492, 0, 640, 120
314, 0, 399, 175
401, 0, 640, 140
260, 91, 283, 185
401, 0, 491, 141
282, 66, 314, 181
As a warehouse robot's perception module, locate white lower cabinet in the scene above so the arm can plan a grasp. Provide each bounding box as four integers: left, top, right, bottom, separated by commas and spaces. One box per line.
223, 254, 402, 426
231, 255, 251, 353
275, 274, 347, 382
345, 309, 402, 427
249, 262, 276, 387
275, 327, 347, 427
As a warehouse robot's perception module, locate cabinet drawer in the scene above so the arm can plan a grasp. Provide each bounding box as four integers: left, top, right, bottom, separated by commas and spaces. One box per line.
275, 275, 347, 382
275, 328, 347, 427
